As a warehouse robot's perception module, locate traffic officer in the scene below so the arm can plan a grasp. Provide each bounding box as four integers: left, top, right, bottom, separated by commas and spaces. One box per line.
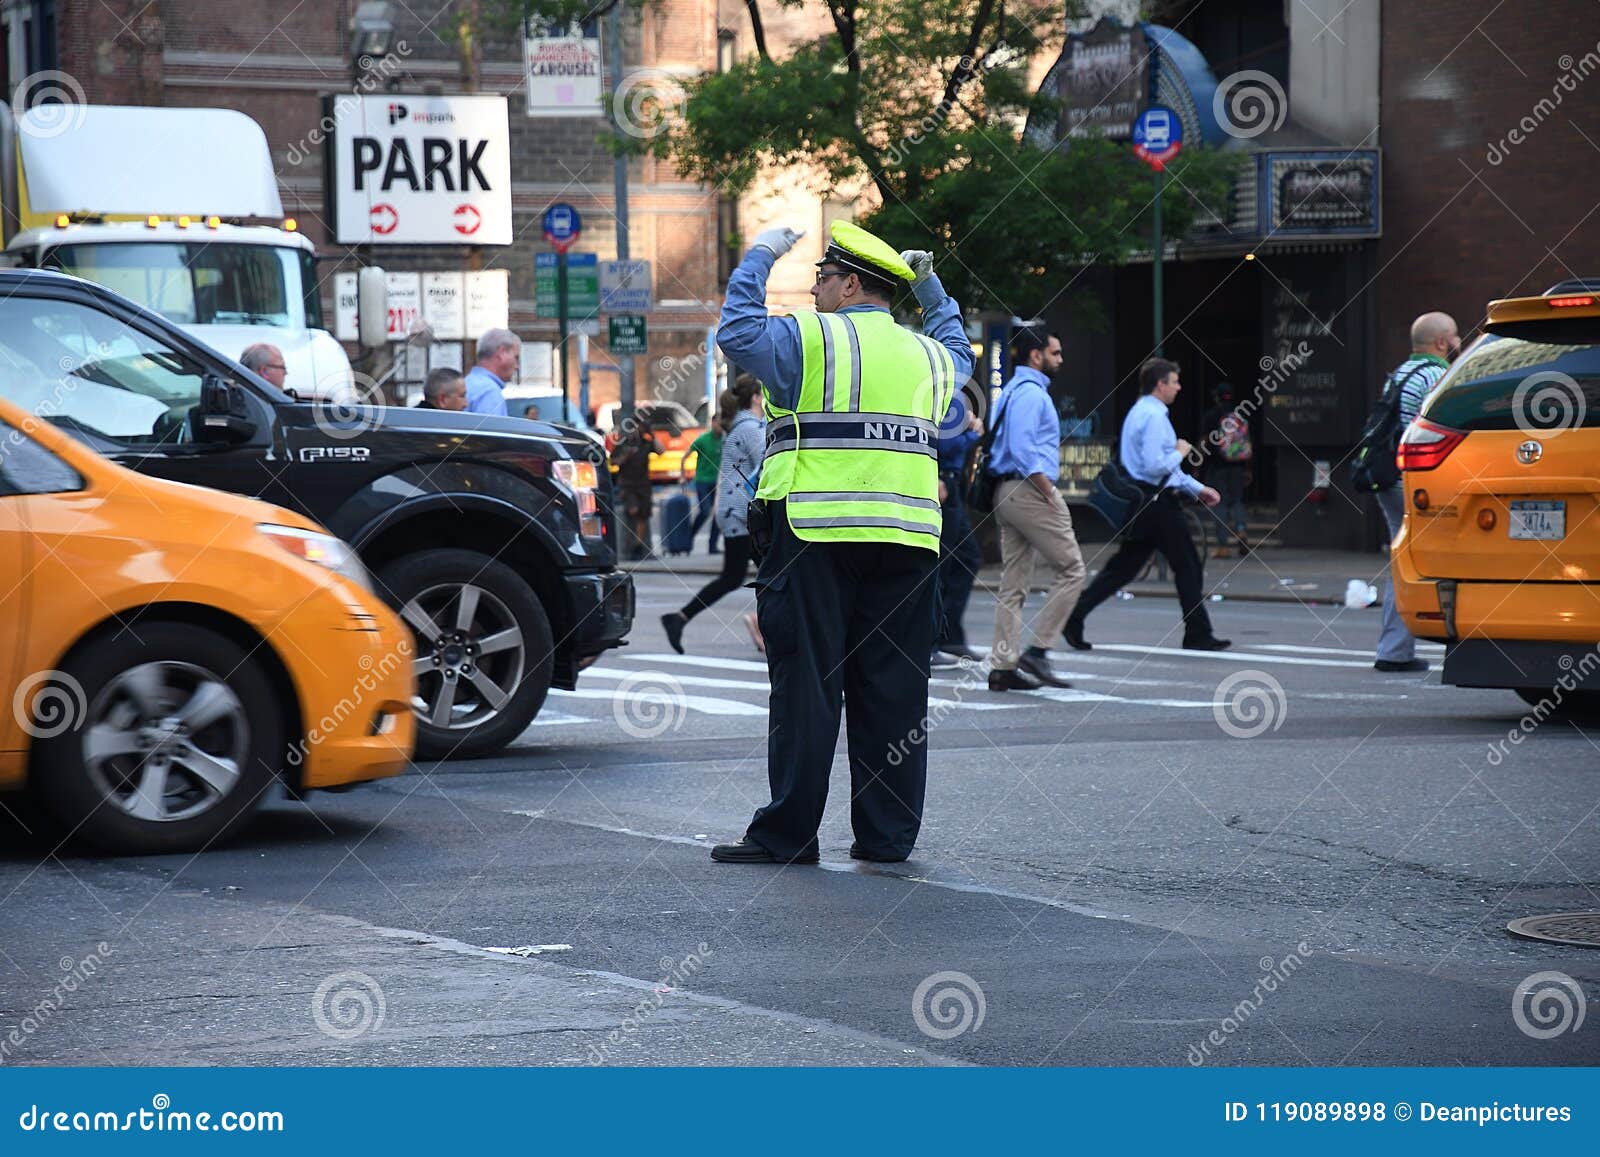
710, 220, 975, 865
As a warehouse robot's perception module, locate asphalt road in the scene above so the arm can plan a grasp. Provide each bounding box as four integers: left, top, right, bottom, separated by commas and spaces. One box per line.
3, 568, 1598, 1067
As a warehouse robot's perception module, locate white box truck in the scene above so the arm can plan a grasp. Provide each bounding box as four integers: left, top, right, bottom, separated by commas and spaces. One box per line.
0, 103, 355, 401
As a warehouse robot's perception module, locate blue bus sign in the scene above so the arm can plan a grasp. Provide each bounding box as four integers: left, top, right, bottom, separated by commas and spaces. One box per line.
542, 203, 582, 252
1132, 106, 1182, 170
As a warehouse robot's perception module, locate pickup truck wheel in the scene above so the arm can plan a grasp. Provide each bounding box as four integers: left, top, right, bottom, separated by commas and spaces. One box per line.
30, 624, 281, 854
377, 549, 554, 759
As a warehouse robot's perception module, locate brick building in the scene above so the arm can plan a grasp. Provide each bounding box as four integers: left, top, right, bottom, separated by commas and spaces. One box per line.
11, 0, 726, 412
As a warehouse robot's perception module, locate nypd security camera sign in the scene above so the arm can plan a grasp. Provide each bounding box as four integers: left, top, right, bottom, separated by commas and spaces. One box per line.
333, 94, 512, 245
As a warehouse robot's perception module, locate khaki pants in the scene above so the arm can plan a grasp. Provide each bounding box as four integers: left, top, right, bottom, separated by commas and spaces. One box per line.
991, 478, 1085, 669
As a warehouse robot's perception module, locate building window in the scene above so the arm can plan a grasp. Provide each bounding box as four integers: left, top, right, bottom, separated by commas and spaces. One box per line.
717, 28, 736, 74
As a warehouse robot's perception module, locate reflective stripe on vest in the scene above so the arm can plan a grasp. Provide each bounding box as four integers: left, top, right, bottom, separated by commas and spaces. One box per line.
756, 309, 955, 552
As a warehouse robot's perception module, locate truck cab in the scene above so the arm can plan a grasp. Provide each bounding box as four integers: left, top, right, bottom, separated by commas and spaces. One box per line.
1, 103, 355, 401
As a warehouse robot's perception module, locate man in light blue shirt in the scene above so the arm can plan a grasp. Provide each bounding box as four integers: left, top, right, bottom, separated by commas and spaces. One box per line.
1066, 357, 1229, 651
464, 328, 520, 417
986, 326, 1085, 690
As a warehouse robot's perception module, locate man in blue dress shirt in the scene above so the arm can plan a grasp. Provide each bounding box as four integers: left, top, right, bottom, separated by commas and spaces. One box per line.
986, 326, 1084, 691
464, 328, 520, 416
1065, 357, 1230, 651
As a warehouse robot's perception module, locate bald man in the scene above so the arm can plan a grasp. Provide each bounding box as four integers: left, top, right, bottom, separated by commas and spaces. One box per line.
1374, 310, 1460, 673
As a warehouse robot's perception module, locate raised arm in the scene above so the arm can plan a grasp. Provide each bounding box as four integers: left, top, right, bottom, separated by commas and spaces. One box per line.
714, 228, 807, 409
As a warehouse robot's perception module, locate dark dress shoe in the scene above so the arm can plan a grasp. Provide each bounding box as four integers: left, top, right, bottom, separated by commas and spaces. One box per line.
1183, 636, 1232, 651
1062, 620, 1092, 651
661, 611, 686, 654
1374, 657, 1429, 672
988, 667, 1042, 691
850, 844, 909, 863
710, 838, 817, 864
1017, 651, 1072, 688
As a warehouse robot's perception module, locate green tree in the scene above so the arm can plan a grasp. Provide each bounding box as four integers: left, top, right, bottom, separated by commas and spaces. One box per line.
494, 0, 1240, 317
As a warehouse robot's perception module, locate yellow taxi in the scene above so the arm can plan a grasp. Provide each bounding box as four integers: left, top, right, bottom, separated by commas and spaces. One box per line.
1393, 281, 1600, 716
0, 398, 414, 853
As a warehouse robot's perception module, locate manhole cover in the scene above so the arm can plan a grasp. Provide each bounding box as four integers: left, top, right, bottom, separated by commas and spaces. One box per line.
1507, 912, 1600, 948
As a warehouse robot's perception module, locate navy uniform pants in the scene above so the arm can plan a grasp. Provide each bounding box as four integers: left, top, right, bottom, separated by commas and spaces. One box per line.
745, 502, 939, 861
1071, 490, 1215, 643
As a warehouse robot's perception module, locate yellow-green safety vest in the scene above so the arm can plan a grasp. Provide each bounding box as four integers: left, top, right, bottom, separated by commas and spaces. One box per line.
756, 308, 957, 552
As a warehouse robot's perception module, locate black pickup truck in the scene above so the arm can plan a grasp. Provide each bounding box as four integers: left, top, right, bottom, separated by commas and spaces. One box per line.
0, 269, 633, 758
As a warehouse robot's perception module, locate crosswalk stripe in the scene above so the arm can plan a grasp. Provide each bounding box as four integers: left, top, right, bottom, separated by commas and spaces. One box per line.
1249, 642, 1444, 658
1086, 643, 1375, 669
586, 664, 1023, 711
548, 687, 767, 716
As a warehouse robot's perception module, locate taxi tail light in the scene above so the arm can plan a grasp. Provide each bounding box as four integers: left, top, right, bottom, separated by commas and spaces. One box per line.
1397, 419, 1466, 472
1550, 295, 1595, 308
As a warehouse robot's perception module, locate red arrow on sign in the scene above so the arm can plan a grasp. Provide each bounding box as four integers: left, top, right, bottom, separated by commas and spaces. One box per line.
453, 204, 482, 236
370, 203, 399, 235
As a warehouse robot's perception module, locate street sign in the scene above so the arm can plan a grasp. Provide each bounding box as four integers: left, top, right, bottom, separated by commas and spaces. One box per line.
536, 252, 599, 317
1132, 105, 1182, 170
543, 203, 582, 253
600, 259, 653, 312
608, 314, 647, 355
524, 32, 603, 118
332, 94, 512, 245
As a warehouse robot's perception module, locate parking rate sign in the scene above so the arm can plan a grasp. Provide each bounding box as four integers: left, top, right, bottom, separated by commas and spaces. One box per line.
334, 94, 513, 245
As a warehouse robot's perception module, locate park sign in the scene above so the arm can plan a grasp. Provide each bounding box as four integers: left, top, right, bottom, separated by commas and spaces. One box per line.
332, 94, 512, 245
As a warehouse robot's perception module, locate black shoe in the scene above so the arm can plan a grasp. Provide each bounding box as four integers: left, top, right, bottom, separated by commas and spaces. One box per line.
1374, 657, 1429, 672
710, 838, 818, 864
940, 643, 983, 661
1062, 620, 1092, 651
850, 843, 909, 863
988, 667, 1042, 691
1017, 650, 1072, 688
930, 650, 960, 671
1183, 636, 1232, 651
661, 611, 686, 654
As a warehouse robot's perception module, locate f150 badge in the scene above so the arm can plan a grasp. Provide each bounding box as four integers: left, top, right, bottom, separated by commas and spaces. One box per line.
299, 445, 372, 463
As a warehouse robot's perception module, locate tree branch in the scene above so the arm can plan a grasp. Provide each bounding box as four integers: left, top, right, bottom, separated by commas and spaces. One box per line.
934, 0, 998, 123
743, 0, 770, 61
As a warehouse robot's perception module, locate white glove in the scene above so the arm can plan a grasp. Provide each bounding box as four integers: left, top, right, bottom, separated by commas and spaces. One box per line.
899, 249, 935, 284
752, 226, 805, 258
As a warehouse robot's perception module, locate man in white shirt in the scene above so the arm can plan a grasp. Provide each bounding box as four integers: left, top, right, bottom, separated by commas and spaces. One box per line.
1065, 357, 1229, 652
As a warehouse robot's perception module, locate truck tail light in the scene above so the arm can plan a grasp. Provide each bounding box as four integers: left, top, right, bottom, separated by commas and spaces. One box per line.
1398, 419, 1466, 471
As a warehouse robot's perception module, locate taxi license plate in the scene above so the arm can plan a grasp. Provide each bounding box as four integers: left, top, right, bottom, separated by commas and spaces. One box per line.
1509, 500, 1565, 540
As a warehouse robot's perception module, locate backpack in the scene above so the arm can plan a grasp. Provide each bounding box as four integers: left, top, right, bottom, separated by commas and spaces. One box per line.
1087, 459, 1146, 536
1350, 362, 1431, 493
1216, 413, 1252, 462
966, 395, 1011, 515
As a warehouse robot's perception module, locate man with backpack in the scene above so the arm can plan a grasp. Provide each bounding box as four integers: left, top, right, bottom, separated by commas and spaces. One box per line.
1352, 312, 1460, 673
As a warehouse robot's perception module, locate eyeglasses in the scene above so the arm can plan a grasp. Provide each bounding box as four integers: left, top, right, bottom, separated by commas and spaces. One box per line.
813, 269, 849, 286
